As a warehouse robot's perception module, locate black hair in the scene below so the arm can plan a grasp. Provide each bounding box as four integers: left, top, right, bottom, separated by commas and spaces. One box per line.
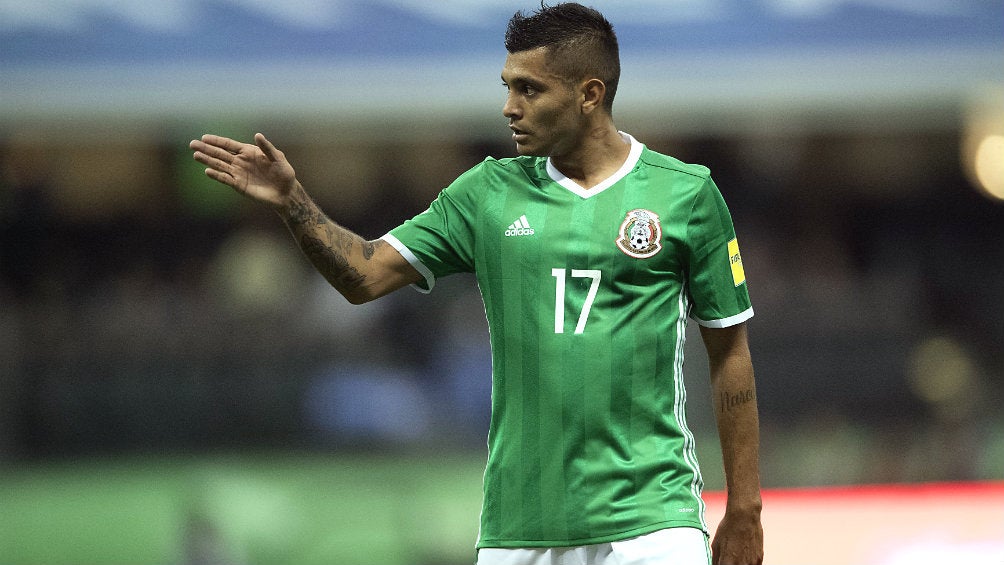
505, 2, 620, 112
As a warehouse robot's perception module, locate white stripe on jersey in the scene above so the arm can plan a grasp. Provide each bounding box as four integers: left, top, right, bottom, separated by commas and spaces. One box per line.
673, 284, 707, 531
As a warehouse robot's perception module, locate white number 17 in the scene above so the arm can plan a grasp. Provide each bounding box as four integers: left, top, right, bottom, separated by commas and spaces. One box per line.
551, 268, 602, 334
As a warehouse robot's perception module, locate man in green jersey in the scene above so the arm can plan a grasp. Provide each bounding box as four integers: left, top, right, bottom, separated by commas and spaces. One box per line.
191, 3, 763, 564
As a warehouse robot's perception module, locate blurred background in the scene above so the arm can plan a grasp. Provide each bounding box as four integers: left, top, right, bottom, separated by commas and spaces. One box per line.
1, 1, 1002, 564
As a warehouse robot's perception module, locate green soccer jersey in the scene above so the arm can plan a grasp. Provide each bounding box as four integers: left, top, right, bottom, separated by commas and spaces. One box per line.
383, 133, 753, 548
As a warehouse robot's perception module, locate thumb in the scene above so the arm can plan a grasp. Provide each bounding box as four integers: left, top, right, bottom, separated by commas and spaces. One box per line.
254, 133, 281, 162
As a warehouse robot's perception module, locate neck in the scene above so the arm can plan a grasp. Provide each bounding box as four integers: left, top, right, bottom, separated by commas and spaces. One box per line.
549, 123, 631, 190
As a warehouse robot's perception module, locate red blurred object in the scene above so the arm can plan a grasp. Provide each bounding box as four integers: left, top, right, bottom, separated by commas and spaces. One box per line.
704, 482, 1004, 565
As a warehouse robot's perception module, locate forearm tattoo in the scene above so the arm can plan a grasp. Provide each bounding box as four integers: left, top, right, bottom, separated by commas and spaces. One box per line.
301, 233, 366, 289
286, 198, 328, 227
284, 193, 383, 291
720, 387, 756, 414
362, 240, 377, 260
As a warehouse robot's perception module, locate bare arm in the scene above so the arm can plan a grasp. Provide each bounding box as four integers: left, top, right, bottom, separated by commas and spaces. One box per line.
700, 322, 764, 565
190, 133, 421, 303
277, 183, 421, 303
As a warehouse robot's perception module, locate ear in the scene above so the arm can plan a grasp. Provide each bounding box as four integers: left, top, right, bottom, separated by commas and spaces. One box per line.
580, 78, 607, 115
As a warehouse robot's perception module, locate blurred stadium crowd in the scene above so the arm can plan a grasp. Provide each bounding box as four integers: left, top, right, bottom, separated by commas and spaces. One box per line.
1, 124, 1001, 489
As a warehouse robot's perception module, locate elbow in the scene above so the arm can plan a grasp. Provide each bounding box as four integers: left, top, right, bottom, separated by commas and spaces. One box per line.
341, 282, 388, 305
335, 267, 413, 305
342, 289, 376, 305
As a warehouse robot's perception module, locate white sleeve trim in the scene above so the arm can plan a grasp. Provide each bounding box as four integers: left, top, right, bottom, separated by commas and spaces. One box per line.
692, 307, 754, 328
380, 233, 435, 294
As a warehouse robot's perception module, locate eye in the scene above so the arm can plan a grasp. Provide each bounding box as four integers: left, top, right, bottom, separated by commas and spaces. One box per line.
501, 80, 539, 96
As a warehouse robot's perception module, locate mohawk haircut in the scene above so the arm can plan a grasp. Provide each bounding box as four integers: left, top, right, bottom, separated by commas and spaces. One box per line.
505, 2, 620, 113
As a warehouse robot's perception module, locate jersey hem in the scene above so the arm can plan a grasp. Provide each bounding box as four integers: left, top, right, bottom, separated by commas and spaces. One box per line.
692, 306, 754, 328
380, 233, 435, 293
475, 520, 708, 550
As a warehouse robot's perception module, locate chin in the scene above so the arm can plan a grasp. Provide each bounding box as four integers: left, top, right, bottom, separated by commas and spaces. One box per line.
514, 143, 547, 157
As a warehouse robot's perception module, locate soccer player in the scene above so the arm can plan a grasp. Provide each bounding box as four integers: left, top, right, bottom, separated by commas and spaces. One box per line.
190, 3, 763, 564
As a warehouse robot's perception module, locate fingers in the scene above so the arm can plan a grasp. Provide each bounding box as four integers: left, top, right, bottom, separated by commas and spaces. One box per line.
196, 134, 245, 153
191, 147, 231, 174
189, 133, 282, 190
189, 133, 279, 164
203, 166, 235, 187
190, 136, 239, 162
190, 135, 241, 187
191, 150, 236, 187
190, 134, 247, 173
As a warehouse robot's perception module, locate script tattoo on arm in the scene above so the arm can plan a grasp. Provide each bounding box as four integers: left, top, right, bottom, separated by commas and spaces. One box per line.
720, 387, 757, 414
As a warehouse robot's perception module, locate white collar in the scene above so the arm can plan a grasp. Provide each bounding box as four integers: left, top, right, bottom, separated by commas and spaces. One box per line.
545, 132, 643, 199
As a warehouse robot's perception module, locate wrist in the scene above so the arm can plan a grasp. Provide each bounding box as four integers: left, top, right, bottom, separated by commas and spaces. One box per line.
725, 493, 763, 517
276, 182, 312, 222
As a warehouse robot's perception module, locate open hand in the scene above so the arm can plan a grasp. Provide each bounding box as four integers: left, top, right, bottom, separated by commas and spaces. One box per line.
190, 133, 297, 209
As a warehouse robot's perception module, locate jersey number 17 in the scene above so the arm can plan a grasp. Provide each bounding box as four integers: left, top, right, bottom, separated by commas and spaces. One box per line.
551, 268, 601, 335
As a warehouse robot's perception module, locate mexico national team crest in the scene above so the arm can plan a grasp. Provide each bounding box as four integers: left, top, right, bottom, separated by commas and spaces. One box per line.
616, 209, 662, 259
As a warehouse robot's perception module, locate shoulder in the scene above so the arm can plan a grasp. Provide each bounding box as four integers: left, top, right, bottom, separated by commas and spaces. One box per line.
637, 147, 712, 182
448, 155, 547, 193
634, 146, 718, 208
480, 155, 546, 178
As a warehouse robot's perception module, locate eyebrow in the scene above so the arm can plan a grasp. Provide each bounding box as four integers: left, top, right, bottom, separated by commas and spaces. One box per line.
501, 74, 545, 90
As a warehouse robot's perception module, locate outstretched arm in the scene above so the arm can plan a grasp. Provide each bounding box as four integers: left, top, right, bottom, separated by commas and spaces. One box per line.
190, 133, 421, 303
700, 322, 764, 565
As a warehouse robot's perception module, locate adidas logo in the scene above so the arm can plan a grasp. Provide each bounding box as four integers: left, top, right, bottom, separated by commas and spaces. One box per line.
505, 214, 535, 237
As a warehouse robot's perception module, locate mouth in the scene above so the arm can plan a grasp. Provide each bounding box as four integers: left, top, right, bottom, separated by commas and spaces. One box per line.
509, 125, 530, 143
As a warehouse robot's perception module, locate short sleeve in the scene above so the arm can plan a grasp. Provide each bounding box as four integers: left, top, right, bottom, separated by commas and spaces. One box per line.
685, 178, 754, 327
382, 166, 481, 292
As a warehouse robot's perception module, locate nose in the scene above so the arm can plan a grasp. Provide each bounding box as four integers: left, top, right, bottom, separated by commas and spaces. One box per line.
503, 92, 521, 120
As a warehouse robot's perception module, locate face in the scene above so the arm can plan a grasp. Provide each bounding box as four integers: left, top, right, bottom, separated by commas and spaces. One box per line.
501, 47, 585, 158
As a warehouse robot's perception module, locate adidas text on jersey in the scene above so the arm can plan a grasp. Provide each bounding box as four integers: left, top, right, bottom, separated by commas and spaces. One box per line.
505, 214, 535, 237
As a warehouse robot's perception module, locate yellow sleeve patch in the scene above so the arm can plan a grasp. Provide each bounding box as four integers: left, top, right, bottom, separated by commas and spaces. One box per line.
728, 238, 746, 287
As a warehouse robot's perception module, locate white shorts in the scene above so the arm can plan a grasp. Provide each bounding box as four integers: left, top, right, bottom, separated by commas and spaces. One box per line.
476, 527, 711, 565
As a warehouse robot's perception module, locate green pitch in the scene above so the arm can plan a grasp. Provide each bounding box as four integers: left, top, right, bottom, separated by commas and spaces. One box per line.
0, 453, 485, 565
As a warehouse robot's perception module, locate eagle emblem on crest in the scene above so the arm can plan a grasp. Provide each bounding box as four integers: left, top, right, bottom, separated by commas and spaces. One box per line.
616, 209, 662, 258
